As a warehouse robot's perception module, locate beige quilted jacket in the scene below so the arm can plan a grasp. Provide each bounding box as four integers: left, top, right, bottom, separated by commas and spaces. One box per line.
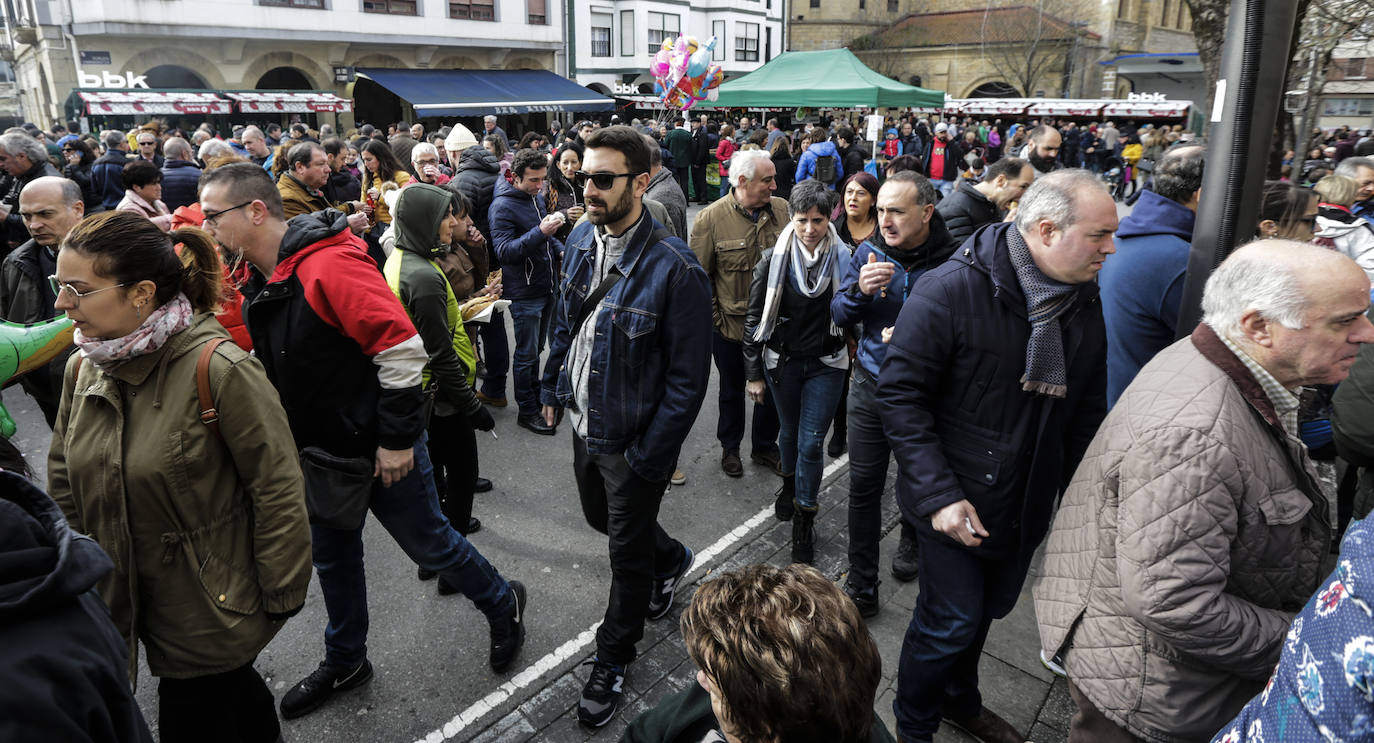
1033, 324, 1330, 742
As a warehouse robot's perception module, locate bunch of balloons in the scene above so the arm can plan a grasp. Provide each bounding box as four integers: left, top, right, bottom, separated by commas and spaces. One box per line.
650, 35, 724, 110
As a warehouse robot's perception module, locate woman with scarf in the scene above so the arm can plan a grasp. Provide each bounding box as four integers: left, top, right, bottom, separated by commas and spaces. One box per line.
116, 159, 173, 232
384, 184, 497, 591
47, 211, 312, 743
743, 179, 853, 564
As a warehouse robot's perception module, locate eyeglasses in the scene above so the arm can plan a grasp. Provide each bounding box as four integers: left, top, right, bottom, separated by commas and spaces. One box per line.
202, 201, 254, 226
574, 171, 642, 190
48, 276, 128, 306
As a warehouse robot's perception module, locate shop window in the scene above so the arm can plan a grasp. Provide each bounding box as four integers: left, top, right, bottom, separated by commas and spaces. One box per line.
735, 21, 759, 62
591, 13, 612, 57
364, 0, 416, 14
648, 12, 680, 56
449, 0, 494, 20
1322, 98, 1374, 117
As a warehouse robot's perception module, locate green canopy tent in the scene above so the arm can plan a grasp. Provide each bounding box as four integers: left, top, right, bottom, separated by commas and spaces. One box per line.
709, 48, 944, 109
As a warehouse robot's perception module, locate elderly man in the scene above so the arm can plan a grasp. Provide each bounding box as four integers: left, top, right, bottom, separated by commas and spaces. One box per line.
936, 156, 1032, 245
134, 130, 164, 168
276, 142, 368, 228
642, 133, 687, 239
483, 115, 508, 148
689, 149, 786, 478
0, 131, 61, 249
880, 170, 1115, 743
1335, 155, 1374, 225
160, 136, 202, 211
1034, 240, 1373, 743
240, 126, 273, 170
411, 142, 450, 186
0, 176, 83, 424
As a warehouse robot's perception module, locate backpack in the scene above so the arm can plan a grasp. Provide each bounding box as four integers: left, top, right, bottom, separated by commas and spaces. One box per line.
814, 154, 837, 185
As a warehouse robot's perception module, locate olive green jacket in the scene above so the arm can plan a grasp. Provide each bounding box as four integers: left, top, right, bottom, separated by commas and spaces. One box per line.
688, 192, 789, 342
48, 313, 312, 680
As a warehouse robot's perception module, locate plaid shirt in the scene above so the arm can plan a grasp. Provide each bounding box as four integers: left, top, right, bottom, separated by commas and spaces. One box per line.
1220, 334, 1300, 436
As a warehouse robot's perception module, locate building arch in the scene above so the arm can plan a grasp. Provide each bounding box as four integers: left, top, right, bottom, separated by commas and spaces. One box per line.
124, 48, 226, 89
504, 56, 546, 70
144, 65, 211, 89
964, 79, 1021, 98
585, 82, 612, 95
433, 55, 481, 70
242, 52, 328, 90
255, 66, 314, 90
350, 53, 410, 70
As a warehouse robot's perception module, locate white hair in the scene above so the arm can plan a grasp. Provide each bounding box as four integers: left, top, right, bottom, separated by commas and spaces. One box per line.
1014, 168, 1106, 235
410, 141, 438, 163
198, 139, 234, 161
1201, 245, 1307, 340
729, 149, 773, 188
484, 115, 497, 124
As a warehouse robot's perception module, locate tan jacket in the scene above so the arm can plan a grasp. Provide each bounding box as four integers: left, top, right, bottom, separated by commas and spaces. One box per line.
48, 314, 312, 679
1033, 325, 1330, 742
278, 172, 342, 221
688, 193, 789, 341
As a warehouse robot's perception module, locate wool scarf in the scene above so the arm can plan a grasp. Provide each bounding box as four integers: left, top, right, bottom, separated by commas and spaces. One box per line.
75, 293, 193, 373
1005, 227, 1076, 398
752, 221, 848, 344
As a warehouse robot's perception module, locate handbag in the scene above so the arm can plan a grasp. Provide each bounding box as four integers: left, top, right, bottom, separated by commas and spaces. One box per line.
298, 446, 374, 530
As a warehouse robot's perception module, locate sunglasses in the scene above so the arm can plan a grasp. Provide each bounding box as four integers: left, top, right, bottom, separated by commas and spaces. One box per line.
574, 171, 642, 190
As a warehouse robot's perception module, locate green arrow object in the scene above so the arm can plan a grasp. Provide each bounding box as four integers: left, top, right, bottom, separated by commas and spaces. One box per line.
0, 315, 75, 437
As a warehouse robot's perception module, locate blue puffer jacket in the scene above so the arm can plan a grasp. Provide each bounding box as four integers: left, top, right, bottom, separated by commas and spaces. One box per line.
830, 210, 958, 381
489, 175, 564, 300
1099, 189, 1195, 407
159, 159, 203, 212
795, 140, 844, 189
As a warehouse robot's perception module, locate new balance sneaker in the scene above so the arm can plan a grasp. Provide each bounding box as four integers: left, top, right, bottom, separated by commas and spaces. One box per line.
578, 658, 627, 727
647, 545, 694, 621
489, 580, 528, 672
279, 659, 373, 719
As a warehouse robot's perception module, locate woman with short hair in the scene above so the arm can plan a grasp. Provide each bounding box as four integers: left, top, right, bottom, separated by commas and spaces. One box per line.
116, 159, 172, 232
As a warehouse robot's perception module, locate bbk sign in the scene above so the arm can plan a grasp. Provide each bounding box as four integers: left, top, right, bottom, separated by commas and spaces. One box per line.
1127, 92, 1168, 102
77, 70, 150, 89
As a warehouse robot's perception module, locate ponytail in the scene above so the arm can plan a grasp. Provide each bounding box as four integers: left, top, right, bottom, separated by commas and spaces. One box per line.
170, 227, 224, 314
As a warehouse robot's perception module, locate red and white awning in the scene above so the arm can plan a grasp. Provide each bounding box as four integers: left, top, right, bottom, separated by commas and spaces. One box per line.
225, 92, 353, 113
1100, 101, 1192, 119
950, 99, 1032, 116
77, 91, 232, 115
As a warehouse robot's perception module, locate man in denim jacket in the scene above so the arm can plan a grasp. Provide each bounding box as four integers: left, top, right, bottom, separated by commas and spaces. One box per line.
540, 125, 712, 728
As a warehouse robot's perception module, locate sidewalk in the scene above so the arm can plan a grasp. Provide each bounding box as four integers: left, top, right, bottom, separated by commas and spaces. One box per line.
468, 461, 1073, 743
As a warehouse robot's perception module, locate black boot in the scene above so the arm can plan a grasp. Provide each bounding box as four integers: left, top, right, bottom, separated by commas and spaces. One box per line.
774, 475, 795, 521
791, 504, 816, 564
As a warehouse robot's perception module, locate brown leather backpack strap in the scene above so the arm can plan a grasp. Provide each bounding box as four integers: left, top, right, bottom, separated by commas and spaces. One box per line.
197, 338, 229, 440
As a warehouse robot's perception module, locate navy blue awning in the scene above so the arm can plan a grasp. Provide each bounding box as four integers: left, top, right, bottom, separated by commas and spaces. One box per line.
356, 68, 613, 116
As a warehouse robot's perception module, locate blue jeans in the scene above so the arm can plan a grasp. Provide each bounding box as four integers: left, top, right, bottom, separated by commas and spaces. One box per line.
476, 311, 509, 400
508, 294, 556, 416
764, 358, 845, 509
931, 178, 954, 198
310, 434, 512, 668
894, 530, 1031, 741
711, 331, 780, 455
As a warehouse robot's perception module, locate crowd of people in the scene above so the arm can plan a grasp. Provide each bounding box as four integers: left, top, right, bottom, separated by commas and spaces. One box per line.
2, 105, 1374, 743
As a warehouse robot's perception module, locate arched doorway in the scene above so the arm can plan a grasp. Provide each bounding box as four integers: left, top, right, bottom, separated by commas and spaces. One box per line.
967, 81, 1020, 98
585, 82, 612, 96
256, 66, 313, 90
144, 65, 210, 89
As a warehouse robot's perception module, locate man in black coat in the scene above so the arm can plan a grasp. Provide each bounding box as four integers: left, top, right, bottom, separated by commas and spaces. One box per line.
935, 156, 1033, 246
0, 131, 61, 251
159, 137, 202, 212
0, 464, 154, 743
836, 126, 867, 186
691, 116, 710, 205
879, 169, 1114, 743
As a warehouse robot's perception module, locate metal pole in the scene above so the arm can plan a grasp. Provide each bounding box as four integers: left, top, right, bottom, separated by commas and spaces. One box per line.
1175, 0, 1302, 337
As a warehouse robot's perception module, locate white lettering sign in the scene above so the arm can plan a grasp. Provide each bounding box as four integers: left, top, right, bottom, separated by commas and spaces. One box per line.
1127, 92, 1168, 102
77, 70, 149, 89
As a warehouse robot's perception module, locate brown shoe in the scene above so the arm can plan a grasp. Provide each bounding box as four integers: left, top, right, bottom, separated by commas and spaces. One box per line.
475, 392, 507, 407
942, 706, 1025, 743
721, 450, 744, 478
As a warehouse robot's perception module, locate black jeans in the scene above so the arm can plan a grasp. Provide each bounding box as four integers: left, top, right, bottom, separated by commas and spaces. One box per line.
573, 434, 684, 666
427, 410, 478, 533
673, 167, 690, 197
710, 330, 780, 455
157, 661, 278, 743
846, 365, 915, 591
692, 163, 708, 203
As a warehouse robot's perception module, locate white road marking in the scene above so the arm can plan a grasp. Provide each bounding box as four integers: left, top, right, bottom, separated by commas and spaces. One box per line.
415, 453, 851, 742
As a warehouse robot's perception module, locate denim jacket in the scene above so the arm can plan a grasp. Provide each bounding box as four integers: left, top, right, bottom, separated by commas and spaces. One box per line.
541, 213, 713, 481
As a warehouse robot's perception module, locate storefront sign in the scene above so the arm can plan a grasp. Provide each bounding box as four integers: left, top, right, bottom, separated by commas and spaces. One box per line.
76, 70, 149, 89
1127, 92, 1169, 102
79, 51, 112, 66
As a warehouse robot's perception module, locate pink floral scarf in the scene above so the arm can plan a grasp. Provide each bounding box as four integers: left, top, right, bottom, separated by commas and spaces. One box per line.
75, 293, 193, 373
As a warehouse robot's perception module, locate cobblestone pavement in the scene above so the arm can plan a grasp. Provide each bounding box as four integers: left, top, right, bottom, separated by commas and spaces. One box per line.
461, 460, 1073, 743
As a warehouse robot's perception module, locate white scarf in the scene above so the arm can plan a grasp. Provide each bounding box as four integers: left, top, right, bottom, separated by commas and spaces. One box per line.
751, 221, 847, 343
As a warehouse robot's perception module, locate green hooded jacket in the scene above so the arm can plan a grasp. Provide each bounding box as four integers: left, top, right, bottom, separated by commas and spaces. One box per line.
384, 183, 479, 418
